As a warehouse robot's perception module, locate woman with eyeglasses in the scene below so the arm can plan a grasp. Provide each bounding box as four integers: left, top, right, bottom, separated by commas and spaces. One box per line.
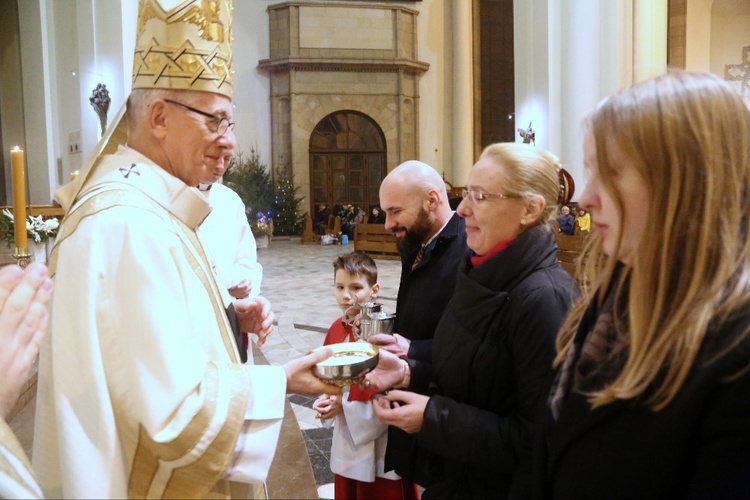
364, 143, 578, 498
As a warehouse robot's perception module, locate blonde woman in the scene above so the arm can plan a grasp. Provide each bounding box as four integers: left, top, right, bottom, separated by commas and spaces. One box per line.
535, 71, 750, 497
366, 143, 578, 497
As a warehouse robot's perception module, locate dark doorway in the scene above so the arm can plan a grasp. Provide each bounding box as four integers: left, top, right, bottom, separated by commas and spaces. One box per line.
309, 111, 386, 213
478, 0, 515, 148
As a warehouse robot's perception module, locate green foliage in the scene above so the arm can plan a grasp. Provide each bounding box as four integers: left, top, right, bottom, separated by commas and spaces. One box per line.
272, 162, 304, 236
0, 211, 13, 246
223, 148, 303, 237
224, 149, 274, 217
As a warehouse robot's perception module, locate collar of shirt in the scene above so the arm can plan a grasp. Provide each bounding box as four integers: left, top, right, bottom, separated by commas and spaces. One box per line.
422, 211, 455, 249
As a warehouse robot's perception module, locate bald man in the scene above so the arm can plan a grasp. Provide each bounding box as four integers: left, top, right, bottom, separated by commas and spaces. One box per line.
371, 161, 467, 361
369, 161, 467, 485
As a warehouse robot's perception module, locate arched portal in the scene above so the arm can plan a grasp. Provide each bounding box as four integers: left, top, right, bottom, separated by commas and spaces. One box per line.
309, 111, 386, 213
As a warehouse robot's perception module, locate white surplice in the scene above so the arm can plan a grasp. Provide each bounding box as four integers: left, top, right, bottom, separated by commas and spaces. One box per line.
324, 387, 400, 483
33, 146, 286, 499
198, 183, 263, 297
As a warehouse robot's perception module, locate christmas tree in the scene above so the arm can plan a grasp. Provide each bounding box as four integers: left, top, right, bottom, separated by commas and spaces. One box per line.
272, 161, 304, 236
223, 148, 303, 237
223, 149, 274, 235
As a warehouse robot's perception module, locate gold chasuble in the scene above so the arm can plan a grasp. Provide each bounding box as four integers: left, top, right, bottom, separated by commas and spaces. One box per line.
33, 148, 286, 499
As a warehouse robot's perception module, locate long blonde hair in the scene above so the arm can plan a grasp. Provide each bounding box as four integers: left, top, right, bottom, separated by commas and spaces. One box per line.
555, 71, 750, 410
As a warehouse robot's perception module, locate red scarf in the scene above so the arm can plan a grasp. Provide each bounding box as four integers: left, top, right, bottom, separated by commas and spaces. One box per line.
469, 237, 516, 268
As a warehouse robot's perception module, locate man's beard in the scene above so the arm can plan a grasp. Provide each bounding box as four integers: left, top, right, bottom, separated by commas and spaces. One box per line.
394, 207, 432, 256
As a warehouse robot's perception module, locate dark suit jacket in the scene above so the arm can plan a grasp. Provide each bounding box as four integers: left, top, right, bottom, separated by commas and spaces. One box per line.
531, 307, 750, 499
396, 212, 467, 361
386, 212, 467, 480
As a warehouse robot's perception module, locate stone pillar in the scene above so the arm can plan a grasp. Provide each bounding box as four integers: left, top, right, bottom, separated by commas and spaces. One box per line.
553, 0, 629, 201
685, 0, 713, 72
633, 0, 668, 82
451, 0, 474, 186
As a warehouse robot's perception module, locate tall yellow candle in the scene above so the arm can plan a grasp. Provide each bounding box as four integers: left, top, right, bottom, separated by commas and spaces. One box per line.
11, 146, 27, 251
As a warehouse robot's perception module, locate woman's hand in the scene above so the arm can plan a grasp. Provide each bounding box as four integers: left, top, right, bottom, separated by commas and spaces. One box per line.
312, 394, 343, 420
0, 263, 54, 419
372, 390, 428, 434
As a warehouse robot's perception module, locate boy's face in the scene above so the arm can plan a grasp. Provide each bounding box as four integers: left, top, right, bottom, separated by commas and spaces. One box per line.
334, 270, 379, 314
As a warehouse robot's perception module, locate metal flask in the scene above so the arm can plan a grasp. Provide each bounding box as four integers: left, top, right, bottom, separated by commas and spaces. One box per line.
344, 301, 396, 340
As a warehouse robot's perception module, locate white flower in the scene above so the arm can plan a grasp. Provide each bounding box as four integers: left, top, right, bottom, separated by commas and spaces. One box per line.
42, 218, 59, 232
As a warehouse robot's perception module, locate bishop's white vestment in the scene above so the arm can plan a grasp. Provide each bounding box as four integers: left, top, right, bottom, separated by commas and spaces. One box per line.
33, 146, 286, 499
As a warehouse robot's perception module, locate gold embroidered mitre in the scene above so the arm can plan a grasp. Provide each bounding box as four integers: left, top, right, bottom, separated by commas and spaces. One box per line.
55, 0, 234, 211
132, 0, 233, 98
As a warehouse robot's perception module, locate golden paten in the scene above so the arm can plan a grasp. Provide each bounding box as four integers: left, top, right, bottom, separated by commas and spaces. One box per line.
310, 342, 380, 387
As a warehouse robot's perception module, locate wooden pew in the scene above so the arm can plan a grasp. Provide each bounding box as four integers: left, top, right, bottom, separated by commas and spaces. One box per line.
301, 214, 319, 244
354, 224, 399, 260
325, 215, 341, 236
555, 231, 585, 279
554, 220, 588, 281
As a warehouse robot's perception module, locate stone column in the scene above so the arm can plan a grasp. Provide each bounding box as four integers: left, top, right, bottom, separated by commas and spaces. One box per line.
685, 0, 713, 72
553, 0, 629, 201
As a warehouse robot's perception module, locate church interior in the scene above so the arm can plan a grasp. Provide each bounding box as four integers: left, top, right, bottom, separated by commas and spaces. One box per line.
1, 0, 749, 498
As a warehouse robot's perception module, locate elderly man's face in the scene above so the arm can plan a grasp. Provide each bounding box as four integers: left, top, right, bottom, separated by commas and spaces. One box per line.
162, 92, 235, 187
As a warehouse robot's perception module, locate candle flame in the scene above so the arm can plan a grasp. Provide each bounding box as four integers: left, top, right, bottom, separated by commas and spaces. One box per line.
12, 146, 21, 151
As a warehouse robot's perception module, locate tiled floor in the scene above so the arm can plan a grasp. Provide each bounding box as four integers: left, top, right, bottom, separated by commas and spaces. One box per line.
255, 238, 402, 499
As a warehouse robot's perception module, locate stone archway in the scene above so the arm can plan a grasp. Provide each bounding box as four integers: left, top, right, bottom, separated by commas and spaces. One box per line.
259, 2, 428, 212
309, 110, 386, 213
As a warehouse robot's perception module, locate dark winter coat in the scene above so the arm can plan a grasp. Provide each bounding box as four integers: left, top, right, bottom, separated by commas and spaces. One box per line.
531, 278, 750, 499
407, 225, 578, 498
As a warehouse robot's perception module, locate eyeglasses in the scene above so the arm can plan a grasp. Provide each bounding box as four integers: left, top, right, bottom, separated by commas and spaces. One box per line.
163, 99, 235, 136
461, 188, 522, 203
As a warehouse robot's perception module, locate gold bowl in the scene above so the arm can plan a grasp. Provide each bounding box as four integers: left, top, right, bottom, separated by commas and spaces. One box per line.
311, 342, 379, 387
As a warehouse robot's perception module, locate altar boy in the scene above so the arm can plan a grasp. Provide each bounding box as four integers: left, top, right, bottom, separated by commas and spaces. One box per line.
313, 252, 418, 499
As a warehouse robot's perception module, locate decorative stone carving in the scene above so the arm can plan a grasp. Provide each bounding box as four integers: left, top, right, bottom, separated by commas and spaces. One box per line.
89, 83, 111, 136
725, 45, 750, 107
